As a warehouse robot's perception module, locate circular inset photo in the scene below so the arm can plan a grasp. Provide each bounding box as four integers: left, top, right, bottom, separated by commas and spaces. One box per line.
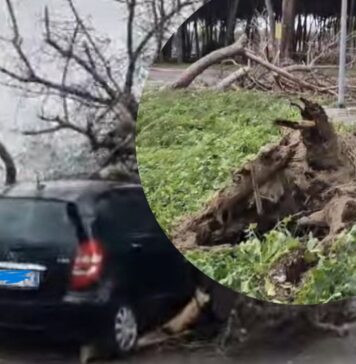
137, 0, 356, 305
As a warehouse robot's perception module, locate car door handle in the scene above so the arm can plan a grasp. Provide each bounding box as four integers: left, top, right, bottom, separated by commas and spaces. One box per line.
131, 243, 143, 250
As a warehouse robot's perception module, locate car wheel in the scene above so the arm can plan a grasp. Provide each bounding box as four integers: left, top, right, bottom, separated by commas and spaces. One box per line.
113, 304, 138, 355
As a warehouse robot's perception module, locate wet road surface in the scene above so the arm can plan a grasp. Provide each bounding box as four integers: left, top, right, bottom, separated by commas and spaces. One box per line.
1, 327, 356, 364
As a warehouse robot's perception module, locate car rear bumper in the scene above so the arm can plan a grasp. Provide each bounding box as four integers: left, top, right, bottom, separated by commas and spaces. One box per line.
0, 298, 111, 342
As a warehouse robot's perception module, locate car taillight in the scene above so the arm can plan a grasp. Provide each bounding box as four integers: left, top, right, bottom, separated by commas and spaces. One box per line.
70, 239, 105, 290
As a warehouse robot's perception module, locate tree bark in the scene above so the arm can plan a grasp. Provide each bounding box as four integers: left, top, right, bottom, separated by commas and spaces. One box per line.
161, 36, 173, 62
225, 0, 240, 46
265, 0, 276, 53
349, 0, 355, 54
176, 27, 184, 64
0, 141, 16, 185
170, 34, 248, 89
244, 50, 336, 95
170, 33, 336, 95
215, 66, 250, 91
349, 0, 355, 33
194, 20, 201, 59
280, 0, 297, 61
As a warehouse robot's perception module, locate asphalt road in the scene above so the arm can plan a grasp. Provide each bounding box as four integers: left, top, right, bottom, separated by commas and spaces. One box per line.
147, 66, 229, 88
1, 326, 356, 364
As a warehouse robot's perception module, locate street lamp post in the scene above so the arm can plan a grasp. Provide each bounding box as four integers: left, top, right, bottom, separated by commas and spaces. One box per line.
338, 0, 348, 108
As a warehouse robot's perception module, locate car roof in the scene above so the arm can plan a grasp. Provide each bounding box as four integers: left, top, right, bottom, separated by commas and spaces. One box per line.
0, 180, 142, 205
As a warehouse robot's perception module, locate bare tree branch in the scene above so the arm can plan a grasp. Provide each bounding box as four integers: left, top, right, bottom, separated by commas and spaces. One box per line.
0, 0, 202, 181
0, 139, 16, 185
66, 0, 122, 94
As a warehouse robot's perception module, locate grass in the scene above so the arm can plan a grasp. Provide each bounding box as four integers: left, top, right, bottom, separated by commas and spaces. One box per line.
137, 89, 298, 232
136, 88, 356, 304
185, 224, 356, 305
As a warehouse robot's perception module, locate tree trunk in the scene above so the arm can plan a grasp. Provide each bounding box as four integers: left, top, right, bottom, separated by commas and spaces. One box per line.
302, 14, 308, 54
176, 27, 184, 64
245, 14, 253, 39
265, 0, 276, 53
170, 35, 336, 94
225, 0, 240, 46
183, 24, 192, 62
170, 34, 248, 89
349, 0, 355, 33
215, 66, 251, 91
162, 36, 173, 62
194, 20, 201, 59
0, 141, 16, 185
280, 0, 297, 61
349, 0, 355, 55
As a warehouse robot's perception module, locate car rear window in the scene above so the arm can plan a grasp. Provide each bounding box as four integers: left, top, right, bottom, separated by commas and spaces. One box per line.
0, 198, 79, 245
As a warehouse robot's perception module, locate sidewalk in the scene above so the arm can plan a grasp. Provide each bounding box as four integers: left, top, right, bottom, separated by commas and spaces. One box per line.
324, 107, 356, 125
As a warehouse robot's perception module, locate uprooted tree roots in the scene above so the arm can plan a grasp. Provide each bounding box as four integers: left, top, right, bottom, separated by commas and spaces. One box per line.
173, 98, 356, 252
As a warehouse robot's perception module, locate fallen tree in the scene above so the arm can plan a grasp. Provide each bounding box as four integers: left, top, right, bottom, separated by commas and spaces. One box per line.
170, 34, 248, 89
169, 34, 355, 98
215, 66, 251, 91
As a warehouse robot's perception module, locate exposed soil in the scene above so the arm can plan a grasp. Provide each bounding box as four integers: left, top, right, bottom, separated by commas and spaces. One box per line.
173, 98, 356, 285
268, 248, 318, 302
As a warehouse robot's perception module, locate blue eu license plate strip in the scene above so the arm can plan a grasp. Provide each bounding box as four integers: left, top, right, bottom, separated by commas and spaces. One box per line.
0, 269, 40, 288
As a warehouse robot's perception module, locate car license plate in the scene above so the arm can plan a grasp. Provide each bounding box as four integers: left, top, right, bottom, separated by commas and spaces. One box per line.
0, 269, 40, 289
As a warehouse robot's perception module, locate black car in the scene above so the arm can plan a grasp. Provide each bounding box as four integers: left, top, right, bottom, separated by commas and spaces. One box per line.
0, 180, 196, 354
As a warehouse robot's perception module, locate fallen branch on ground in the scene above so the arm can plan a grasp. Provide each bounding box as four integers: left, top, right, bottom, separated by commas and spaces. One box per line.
215, 66, 251, 91
169, 36, 343, 97
136, 288, 210, 349
170, 34, 248, 89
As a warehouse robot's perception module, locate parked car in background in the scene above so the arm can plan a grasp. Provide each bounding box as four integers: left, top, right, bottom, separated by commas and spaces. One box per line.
0, 180, 197, 354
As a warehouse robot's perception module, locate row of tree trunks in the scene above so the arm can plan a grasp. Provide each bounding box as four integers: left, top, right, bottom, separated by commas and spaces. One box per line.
160, 0, 356, 64
163, 0, 306, 64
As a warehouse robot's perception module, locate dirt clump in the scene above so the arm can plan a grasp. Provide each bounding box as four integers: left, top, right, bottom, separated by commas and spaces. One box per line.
267, 248, 318, 302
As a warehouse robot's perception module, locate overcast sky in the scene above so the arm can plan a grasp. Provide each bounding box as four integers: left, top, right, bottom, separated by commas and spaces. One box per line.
0, 0, 127, 126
